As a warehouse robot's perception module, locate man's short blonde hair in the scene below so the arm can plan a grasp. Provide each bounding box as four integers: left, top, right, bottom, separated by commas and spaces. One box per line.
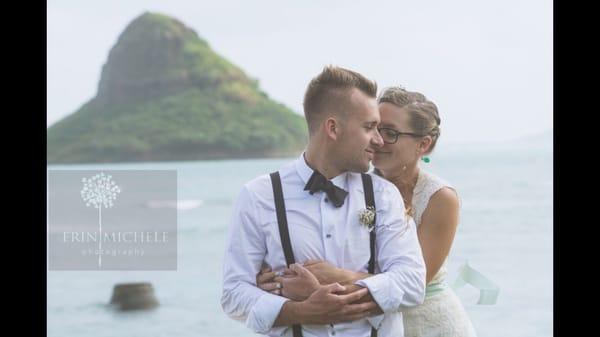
303, 65, 377, 135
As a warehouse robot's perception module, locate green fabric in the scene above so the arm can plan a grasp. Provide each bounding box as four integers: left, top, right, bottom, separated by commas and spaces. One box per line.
425, 281, 448, 297
451, 261, 500, 305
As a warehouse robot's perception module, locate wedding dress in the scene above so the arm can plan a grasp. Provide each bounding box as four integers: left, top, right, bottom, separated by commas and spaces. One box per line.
402, 170, 477, 337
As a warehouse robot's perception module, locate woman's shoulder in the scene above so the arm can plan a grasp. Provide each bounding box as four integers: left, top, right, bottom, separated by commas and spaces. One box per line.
417, 170, 461, 211
428, 186, 460, 209
411, 171, 461, 226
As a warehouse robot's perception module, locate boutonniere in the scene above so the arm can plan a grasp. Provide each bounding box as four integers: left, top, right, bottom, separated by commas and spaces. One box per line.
358, 206, 376, 232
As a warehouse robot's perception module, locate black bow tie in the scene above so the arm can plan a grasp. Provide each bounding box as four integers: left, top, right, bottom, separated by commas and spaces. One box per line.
304, 171, 348, 207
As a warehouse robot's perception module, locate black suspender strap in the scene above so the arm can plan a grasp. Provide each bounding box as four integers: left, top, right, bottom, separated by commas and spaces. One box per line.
361, 173, 377, 275
270, 172, 302, 337
271, 172, 296, 267
361, 173, 378, 337
270, 171, 378, 337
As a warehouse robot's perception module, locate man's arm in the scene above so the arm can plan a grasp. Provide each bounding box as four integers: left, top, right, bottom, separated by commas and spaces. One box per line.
301, 266, 382, 312
268, 262, 384, 318
295, 261, 379, 308
273, 282, 378, 326
221, 185, 288, 334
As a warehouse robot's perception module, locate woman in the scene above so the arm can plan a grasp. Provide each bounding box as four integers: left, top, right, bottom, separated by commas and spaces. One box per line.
257, 86, 476, 336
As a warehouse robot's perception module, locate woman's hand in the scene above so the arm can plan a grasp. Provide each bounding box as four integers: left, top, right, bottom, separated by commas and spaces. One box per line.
274, 263, 320, 301
256, 260, 371, 301
303, 260, 366, 285
256, 264, 320, 301
256, 266, 283, 295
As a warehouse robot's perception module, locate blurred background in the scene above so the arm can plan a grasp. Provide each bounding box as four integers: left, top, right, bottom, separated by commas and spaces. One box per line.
47, 0, 552, 336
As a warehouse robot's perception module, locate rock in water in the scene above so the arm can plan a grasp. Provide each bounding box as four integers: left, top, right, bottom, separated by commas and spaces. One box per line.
110, 282, 159, 310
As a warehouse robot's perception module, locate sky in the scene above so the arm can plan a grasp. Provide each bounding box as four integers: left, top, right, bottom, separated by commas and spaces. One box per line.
47, 0, 552, 145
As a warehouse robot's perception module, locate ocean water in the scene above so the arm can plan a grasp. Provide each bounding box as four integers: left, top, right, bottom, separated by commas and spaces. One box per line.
47, 143, 553, 337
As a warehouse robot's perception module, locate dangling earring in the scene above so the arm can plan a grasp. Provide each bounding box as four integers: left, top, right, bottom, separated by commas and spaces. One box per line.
417, 147, 430, 163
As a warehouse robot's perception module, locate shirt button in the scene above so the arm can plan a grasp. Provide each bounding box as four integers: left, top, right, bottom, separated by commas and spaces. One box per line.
324, 198, 329, 202
331, 331, 336, 335
326, 234, 332, 238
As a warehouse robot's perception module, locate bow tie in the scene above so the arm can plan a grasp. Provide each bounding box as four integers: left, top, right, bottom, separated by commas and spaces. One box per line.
304, 171, 348, 207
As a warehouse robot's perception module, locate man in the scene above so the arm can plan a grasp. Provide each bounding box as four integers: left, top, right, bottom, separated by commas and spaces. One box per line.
221, 65, 426, 337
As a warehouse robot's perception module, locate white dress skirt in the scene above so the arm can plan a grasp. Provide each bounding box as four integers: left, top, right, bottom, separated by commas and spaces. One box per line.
403, 287, 477, 337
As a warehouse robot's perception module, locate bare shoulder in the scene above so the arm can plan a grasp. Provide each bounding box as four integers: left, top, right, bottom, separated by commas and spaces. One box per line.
430, 187, 459, 207
423, 187, 460, 223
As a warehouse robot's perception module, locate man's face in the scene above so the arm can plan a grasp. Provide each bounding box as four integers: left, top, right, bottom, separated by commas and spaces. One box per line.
336, 88, 384, 173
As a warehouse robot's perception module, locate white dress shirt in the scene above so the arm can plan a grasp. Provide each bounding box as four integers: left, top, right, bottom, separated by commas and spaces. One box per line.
221, 153, 426, 337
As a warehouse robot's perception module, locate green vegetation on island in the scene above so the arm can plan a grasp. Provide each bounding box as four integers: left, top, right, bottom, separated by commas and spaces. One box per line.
48, 12, 307, 163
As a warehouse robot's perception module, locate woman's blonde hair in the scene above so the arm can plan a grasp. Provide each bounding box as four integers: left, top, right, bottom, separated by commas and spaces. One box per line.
377, 86, 441, 154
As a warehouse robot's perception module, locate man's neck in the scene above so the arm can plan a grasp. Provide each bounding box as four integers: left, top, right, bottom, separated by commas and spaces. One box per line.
304, 144, 343, 180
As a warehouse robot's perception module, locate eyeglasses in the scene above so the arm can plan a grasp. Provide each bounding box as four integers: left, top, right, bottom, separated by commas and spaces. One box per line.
377, 127, 424, 144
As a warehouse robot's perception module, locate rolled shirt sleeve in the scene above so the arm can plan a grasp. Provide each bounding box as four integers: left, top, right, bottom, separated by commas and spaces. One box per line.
355, 182, 427, 313
248, 293, 290, 334
220, 185, 288, 334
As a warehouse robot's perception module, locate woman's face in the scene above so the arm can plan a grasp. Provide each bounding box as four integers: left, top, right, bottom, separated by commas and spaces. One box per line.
372, 102, 422, 172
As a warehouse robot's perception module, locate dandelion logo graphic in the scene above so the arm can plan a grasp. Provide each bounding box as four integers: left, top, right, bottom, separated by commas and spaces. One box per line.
81, 172, 121, 268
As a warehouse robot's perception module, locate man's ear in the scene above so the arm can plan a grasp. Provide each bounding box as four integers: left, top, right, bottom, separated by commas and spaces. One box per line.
324, 117, 339, 140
